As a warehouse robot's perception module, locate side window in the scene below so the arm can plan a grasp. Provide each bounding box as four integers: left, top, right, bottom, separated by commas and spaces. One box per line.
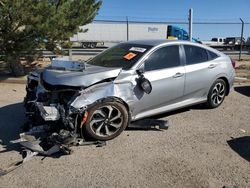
184, 45, 208, 65
144, 45, 180, 71
207, 50, 219, 60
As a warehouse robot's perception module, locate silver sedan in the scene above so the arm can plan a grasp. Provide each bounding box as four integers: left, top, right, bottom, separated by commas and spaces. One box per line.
25, 40, 235, 141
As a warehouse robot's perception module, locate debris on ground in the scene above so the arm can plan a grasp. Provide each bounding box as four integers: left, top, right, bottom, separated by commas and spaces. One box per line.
0, 119, 169, 177
0, 124, 106, 177
239, 128, 246, 133
129, 119, 169, 130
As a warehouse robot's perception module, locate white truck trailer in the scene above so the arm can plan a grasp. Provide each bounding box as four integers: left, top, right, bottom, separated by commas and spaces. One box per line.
70, 21, 189, 48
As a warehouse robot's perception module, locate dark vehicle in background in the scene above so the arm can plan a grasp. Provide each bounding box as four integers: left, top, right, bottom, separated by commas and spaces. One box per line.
224, 37, 245, 50
202, 37, 248, 51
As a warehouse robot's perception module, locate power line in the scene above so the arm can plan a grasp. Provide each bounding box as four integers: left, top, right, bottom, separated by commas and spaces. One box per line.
94, 19, 250, 25
96, 16, 250, 24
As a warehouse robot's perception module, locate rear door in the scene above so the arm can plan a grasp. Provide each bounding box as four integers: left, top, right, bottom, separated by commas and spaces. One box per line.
182, 45, 220, 99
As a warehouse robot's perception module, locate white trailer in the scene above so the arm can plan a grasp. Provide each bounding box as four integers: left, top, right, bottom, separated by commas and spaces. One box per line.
70, 21, 169, 48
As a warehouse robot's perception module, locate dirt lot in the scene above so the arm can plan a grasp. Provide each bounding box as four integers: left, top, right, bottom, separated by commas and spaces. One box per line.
0, 82, 249, 188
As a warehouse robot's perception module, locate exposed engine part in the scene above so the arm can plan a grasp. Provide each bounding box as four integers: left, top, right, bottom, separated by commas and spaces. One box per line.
36, 103, 60, 121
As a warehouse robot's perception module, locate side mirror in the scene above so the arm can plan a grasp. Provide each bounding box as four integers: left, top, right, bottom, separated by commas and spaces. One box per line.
136, 66, 152, 94
139, 77, 152, 94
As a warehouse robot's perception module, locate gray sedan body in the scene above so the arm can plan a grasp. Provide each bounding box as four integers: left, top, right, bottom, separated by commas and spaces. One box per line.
26, 40, 235, 140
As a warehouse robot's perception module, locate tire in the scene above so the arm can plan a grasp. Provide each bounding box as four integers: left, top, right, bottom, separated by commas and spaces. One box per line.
82, 43, 88, 48
81, 100, 129, 141
89, 42, 96, 49
206, 79, 227, 109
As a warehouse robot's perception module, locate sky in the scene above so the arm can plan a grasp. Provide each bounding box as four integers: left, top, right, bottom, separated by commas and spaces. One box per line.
95, 0, 250, 40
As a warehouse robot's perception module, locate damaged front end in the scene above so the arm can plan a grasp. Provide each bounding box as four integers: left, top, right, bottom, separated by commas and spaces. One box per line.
24, 60, 124, 141
25, 73, 81, 133
22, 42, 158, 150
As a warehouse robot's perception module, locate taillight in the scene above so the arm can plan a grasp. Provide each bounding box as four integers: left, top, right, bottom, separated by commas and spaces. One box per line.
231, 59, 236, 69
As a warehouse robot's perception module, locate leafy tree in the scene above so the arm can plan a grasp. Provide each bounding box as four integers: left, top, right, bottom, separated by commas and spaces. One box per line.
0, 0, 102, 76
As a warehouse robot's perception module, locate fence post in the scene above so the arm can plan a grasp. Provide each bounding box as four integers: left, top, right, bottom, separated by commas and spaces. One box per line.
239, 18, 244, 61
188, 8, 193, 41
126, 16, 129, 41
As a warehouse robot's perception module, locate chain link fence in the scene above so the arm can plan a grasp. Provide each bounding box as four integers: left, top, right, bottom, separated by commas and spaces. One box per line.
70, 18, 250, 61
1, 18, 250, 75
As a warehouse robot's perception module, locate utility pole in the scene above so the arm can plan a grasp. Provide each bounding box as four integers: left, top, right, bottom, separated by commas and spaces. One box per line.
126, 16, 129, 41
239, 18, 244, 61
188, 8, 193, 41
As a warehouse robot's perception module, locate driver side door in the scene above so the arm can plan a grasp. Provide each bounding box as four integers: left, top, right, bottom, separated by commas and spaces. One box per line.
133, 45, 185, 118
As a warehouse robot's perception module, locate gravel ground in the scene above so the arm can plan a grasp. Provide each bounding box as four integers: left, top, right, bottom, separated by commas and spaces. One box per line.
0, 83, 249, 188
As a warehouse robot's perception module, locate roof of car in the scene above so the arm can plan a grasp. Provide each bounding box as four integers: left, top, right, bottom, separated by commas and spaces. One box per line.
125, 39, 196, 46
123, 39, 225, 56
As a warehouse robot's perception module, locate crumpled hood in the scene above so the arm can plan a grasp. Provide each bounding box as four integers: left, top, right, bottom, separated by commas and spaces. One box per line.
42, 64, 121, 87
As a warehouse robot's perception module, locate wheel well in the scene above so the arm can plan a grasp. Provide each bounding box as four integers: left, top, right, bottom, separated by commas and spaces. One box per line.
218, 77, 230, 95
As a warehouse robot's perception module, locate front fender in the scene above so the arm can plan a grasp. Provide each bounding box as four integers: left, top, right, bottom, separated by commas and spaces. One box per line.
70, 81, 135, 111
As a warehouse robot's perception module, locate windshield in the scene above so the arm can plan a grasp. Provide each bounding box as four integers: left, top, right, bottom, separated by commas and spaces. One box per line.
87, 43, 153, 69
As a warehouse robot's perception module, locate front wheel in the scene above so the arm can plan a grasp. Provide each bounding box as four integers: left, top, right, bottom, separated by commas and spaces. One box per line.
206, 79, 227, 108
82, 43, 88, 48
81, 101, 129, 141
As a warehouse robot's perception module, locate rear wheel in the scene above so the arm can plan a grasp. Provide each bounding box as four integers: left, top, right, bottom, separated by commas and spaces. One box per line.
81, 101, 129, 141
89, 42, 96, 48
207, 79, 227, 108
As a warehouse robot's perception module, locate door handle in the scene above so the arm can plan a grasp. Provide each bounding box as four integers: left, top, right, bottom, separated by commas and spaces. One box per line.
208, 64, 217, 69
173, 72, 184, 78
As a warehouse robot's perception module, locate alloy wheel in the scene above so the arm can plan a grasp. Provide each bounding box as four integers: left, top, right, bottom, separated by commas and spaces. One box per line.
89, 105, 123, 138
211, 82, 225, 105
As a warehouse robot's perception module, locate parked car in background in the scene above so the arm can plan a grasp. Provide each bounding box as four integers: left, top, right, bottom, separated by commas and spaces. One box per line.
25, 40, 235, 141
201, 37, 225, 47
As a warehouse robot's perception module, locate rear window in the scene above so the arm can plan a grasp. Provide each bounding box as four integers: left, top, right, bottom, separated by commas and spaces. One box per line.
87, 43, 152, 69
207, 50, 219, 60
184, 45, 208, 65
